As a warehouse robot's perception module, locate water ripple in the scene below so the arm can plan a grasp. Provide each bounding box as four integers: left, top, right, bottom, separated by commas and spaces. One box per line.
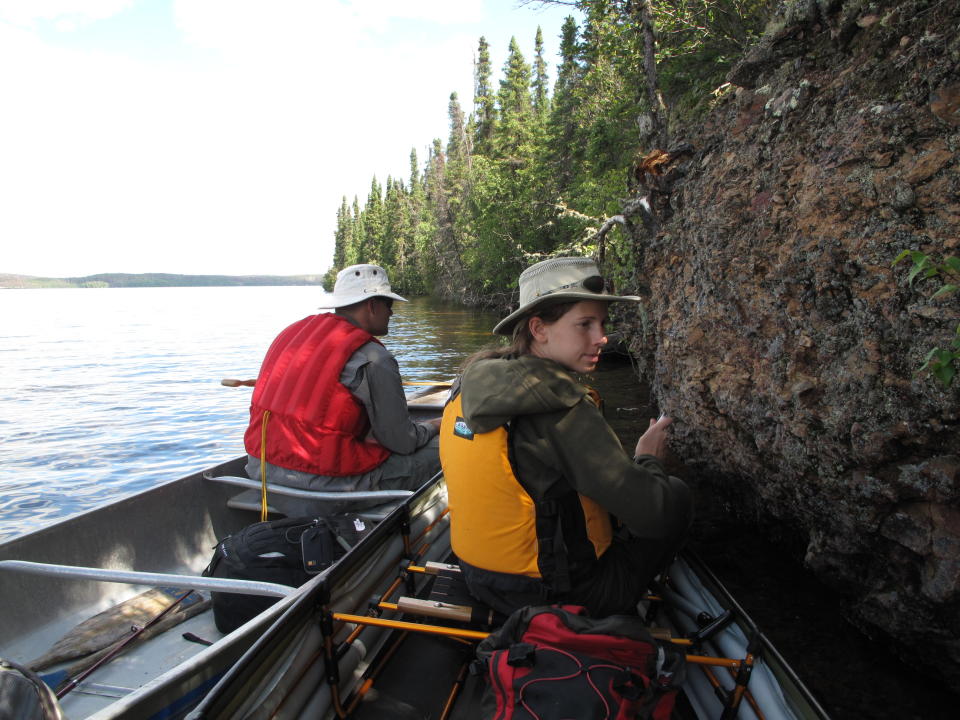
0, 289, 499, 541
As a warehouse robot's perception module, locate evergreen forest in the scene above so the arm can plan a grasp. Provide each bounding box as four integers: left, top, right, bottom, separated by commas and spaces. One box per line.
325, 0, 775, 307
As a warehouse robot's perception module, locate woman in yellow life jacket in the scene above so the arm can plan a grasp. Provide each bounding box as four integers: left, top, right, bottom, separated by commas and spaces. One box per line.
440, 257, 693, 618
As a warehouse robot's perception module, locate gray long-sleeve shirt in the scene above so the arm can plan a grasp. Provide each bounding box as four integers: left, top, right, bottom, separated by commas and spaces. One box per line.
341, 341, 437, 454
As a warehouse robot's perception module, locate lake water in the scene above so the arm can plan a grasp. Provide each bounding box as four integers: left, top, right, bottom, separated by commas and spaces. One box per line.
0, 287, 499, 541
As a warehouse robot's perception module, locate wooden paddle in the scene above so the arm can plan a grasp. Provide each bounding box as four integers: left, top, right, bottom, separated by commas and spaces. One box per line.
55, 590, 202, 699
29, 587, 207, 671
41, 594, 211, 695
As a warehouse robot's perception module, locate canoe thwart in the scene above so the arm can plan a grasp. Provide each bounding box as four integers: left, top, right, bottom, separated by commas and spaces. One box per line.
424, 561, 461, 575
225, 489, 280, 515
224, 488, 401, 524
405, 562, 461, 576
396, 597, 496, 626
0, 560, 294, 598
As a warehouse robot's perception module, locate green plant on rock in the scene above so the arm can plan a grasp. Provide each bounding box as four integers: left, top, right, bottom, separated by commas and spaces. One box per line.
892, 250, 960, 386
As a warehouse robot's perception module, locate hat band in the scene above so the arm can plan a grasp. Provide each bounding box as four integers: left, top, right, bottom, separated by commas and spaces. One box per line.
533, 275, 605, 298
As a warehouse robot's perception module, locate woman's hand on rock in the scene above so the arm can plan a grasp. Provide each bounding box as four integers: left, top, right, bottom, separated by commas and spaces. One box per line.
635, 415, 672, 460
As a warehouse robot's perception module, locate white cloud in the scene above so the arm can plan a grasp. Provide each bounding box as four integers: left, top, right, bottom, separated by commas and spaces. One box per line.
174, 0, 485, 54
0, 0, 576, 277
355, 0, 484, 24
0, 0, 133, 26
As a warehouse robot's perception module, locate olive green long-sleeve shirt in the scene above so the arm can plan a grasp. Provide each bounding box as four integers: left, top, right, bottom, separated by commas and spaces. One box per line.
460, 354, 688, 541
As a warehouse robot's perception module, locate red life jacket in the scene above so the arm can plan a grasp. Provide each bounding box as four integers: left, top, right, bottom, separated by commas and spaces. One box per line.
243, 313, 390, 476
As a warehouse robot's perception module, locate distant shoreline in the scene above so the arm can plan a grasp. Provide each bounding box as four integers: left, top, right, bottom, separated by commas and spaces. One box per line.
0, 272, 325, 289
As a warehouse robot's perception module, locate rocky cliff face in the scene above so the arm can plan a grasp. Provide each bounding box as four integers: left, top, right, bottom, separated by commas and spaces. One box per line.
625, 0, 960, 687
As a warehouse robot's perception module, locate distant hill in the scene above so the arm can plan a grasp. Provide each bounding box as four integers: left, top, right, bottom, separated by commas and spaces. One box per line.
0, 273, 325, 289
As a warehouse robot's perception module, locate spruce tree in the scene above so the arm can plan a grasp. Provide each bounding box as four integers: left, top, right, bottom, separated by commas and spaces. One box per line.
446, 92, 472, 235
495, 37, 533, 159
323, 197, 353, 289
546, 15, 583, 200
425, 138, 466, 297
408, 147, 435, 294
473, 37, 495, 154
532, 27, 550, 121
333, 196, 351, 269
409, 148, 421, 191
564, 2, 641, 218
363, 176, 386, 265
382, 176, 406, 288
447, 92, 471, 166
348, 196, 364, 264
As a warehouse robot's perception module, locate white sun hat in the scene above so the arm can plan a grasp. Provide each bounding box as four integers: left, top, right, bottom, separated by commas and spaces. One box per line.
492, 256, 640, 335
319, 264, 408, 309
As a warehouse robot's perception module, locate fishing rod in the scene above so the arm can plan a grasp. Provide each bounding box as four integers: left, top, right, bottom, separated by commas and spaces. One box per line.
55, 589, 194, 699
221, 378, 452, 388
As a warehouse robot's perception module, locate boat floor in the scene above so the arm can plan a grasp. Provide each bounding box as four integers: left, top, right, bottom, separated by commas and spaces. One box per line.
350, 632, 479, 720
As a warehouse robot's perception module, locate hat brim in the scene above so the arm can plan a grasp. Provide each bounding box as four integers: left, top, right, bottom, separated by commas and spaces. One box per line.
492, 291, 641, 336
319, 290, 408, 310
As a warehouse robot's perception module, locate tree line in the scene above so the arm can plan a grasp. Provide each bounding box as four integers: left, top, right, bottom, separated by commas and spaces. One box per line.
325, 1, 774, 308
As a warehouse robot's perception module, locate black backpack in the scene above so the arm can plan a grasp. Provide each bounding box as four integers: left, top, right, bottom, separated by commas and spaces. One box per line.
475, 604, 685, 720
202, 516, 346, 633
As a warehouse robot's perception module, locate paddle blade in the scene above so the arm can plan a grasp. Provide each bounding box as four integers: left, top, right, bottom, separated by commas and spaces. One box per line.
55, 595, 211, 688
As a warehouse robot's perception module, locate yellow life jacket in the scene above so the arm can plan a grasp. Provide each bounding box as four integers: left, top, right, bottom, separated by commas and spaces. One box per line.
440, 392, 612, 585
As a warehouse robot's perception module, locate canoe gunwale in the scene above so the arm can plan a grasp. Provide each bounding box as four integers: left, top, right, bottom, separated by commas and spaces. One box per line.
680, 550, 831, 720
0, 559, 295, 598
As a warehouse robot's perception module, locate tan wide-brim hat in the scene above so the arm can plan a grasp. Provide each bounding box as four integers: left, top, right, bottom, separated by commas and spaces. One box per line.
492, 256, 640, 335
319, 264, 408, 309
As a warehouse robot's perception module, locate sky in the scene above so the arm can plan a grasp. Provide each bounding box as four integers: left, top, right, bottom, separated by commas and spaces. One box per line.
0, 0, 581, 278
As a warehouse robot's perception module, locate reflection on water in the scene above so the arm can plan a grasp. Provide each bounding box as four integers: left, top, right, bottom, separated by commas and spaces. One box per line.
389, 298, 503, 380
0, 288, 500, 541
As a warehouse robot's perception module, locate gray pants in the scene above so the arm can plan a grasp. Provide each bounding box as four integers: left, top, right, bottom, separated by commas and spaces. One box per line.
245, 436, 440, 517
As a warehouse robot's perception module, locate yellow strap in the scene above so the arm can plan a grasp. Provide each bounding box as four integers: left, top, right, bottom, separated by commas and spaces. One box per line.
260, 410, 271, 521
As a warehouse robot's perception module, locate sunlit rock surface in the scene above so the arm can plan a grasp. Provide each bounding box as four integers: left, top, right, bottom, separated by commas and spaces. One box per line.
625, 0, 960, 687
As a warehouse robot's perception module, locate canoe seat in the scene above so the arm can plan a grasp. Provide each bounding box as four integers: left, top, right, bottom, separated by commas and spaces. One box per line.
205, 473, 411, 521
224, 489, 281, 514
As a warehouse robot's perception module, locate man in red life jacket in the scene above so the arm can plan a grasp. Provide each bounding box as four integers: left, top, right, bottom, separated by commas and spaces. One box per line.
244, 264, 441, 516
